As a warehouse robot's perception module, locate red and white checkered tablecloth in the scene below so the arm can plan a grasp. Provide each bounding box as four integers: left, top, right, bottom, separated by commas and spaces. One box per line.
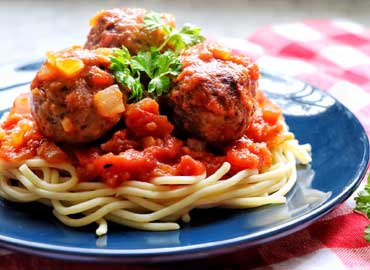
0, 19, 369, 270
220, 19, 370, 269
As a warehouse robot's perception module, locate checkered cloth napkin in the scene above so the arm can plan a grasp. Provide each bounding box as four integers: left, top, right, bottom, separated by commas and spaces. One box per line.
0, 19, 369, 270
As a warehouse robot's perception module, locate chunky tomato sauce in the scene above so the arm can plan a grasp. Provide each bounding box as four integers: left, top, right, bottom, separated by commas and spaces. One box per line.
0, 92, 283, 188
0, 94, 44, 162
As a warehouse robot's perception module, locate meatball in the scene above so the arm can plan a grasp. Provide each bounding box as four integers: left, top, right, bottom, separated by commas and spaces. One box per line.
31, 46, 126, 144
168, 42, 259, 145
84, 8, 175, 54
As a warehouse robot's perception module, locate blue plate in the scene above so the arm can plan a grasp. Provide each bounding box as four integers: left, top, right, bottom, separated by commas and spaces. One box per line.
0, 62, 368, 262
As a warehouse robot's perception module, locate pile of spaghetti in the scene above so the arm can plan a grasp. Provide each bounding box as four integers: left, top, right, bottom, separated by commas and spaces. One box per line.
0, 8, 311, 236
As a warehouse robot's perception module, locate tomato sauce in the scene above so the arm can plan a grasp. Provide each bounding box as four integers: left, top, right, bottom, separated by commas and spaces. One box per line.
246, 91, 283, 146
0, 94, 44, 162
0, 92, 283, 188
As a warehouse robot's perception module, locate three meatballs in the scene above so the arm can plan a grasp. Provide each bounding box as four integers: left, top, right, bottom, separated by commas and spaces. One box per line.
31, 8, 259, 147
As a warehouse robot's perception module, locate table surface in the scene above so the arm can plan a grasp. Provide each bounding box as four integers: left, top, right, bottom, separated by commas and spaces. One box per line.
2, 0, 370, 66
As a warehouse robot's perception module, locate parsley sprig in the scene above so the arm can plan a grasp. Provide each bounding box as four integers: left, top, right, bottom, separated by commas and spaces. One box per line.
110, 47, 181, 101
144, 11, 205, 52
354, 174, 370, 241
110, 10, 204, 101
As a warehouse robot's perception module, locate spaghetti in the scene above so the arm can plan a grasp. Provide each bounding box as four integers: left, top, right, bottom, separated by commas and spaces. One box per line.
0, 126, 311, 235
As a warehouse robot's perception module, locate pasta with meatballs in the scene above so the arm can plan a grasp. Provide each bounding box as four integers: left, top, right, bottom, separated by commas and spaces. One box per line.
0, 8, 311, 236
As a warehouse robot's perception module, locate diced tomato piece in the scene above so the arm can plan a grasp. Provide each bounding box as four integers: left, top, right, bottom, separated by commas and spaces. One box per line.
203, 156, 226, 175
75, 147, 100, 164
152, 162, 177, 177
227, 148, 259, 169
95, 149, 156, 187
144, 136, 183, 162
37, 141, 69, 163
182, 143, 226, 176
246, 109, 283, 144
226, 138, 272, 171
0, 95, 44, 163
141, 136, 161, 148
246, 92, 283, 144
100, 130, 139, 154
135, 97, 160, 114
74, 147, 101, 181
262, 102, 281, 125
95, 150, 155, 173
88, 66, 115, 88
125, 98, 174, 138
175, 155, 206, 176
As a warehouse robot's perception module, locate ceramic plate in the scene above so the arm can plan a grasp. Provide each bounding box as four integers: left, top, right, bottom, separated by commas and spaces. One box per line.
0, 61, 368, 262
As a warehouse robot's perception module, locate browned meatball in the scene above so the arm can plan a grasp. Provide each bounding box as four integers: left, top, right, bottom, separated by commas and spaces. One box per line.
84, 8, 175, 54
168, 42, 259, 145
31, 46, 126, 144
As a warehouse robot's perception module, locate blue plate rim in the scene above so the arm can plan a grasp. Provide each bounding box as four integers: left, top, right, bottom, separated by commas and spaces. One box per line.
0, 65, 368, 261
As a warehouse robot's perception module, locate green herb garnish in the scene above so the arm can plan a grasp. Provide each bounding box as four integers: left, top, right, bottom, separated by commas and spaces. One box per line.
365, 225, 370, 241
354, 174, 370, 241
144, 11, 205, 52
109, 10, 203, 101
110, 47, 181, 101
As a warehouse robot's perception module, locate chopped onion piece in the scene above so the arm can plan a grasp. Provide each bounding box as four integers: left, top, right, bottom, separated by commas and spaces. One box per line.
94, 85, 125, 118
